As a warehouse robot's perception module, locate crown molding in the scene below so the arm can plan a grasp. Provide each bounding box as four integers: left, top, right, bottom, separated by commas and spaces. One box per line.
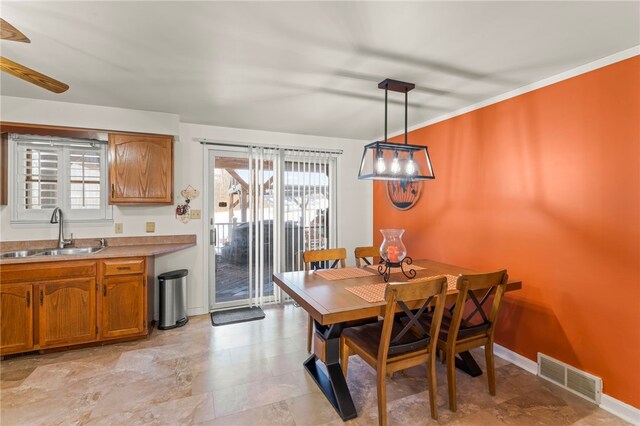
383, 45, 640, 140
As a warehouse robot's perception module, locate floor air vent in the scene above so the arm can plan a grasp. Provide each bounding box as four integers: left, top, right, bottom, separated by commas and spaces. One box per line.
537, 353, 602, 403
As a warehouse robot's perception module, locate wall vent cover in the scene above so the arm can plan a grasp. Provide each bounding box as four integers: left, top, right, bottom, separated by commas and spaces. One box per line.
537, 353, 602, 404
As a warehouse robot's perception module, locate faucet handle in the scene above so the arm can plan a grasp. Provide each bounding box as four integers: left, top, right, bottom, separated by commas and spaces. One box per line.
63, 233, 74, 248
97, 238, 107, 248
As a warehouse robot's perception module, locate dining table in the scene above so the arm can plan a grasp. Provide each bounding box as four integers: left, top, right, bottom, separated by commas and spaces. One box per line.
272, 258, 522, 421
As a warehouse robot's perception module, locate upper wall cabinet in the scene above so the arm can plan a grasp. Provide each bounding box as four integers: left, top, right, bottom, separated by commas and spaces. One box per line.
108, 133, 173, 205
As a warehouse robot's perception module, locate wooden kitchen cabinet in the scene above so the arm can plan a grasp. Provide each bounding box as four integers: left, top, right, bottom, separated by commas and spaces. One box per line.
0, 256, 154, 357
38, 278, 97, 348
0, 284, 33, 355
101, 274, 145, 339
108, 133, 173, 204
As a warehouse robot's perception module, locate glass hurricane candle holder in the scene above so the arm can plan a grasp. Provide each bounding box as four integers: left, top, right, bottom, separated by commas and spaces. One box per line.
379, 229, 407, 263
378, 228, 415, 282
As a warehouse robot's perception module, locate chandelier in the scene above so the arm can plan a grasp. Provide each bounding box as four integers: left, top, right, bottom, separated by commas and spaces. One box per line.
357, 79, 435, 181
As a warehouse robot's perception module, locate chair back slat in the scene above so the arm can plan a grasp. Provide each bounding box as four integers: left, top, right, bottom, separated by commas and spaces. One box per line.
377, 276, 448, 364
448, 270, 508, 343
354, 246, 378, 268
303, 248, 347, 271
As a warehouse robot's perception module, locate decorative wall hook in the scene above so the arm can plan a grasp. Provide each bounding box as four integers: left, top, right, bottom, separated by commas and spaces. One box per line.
176, 185, 200, 223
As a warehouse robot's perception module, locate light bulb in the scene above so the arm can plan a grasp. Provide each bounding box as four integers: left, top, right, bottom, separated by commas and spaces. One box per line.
406, 152, 416, 175
376, 154, 386, 173
405, 160, 416, 175
391, 152, 401, 174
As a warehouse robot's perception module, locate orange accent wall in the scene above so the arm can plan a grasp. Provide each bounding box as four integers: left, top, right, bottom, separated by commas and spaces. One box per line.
372, 56, 640, 407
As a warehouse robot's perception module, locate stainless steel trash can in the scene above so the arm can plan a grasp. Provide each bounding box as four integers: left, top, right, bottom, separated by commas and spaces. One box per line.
158, 269, 189, 330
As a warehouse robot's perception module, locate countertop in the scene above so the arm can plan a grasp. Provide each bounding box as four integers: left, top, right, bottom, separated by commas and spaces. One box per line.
0, 235, 197, 265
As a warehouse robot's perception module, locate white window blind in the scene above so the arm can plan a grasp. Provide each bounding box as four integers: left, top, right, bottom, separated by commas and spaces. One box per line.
10, 134, 112, 222
20, 146, 59, 211
69, 149, 102, 210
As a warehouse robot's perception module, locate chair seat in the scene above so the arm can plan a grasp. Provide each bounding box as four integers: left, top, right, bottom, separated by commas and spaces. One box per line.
418, 312, 492, 341
343, 320, 431, 360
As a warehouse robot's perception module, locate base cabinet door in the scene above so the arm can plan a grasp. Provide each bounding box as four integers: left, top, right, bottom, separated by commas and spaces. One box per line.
102, 275, 145, 339
0, 284, 33, 355
38, 278, 97, 348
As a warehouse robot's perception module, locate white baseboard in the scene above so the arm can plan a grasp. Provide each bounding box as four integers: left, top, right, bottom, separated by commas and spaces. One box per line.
492, 344, 640, 425
188, 307, 208, 317
600, 394, 640, 425
493, 343, 538, 375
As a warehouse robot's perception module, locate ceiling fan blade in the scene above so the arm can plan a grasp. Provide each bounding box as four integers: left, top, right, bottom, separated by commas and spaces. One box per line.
0, 56, 68, 93
0, 18, 30, 43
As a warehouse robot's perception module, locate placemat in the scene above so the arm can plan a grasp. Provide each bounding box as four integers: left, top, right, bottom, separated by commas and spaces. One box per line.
346, 274, 460, 303
345, 283, 387, 303
429, 274, 459, 291
314, 267, 377, 281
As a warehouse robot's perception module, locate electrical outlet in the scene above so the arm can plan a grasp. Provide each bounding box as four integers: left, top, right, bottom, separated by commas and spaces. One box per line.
190, 209, 201, 219
115, 223, 123, 234
146, 222, 155, 233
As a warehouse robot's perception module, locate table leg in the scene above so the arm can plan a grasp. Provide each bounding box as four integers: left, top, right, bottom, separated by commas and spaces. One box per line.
303, 321, 357, 421
455, 351, 483, 377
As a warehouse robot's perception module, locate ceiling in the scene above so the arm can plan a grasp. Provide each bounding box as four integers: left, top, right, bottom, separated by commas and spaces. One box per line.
1, 1, 638, 140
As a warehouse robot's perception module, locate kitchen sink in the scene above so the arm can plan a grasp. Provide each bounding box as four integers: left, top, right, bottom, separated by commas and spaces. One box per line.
37, 247, 106, 256
0, 249, 44, 258
0, 246, 106, 258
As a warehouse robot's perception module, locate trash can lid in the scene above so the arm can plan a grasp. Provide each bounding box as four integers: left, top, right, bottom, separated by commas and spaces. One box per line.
158, 269, 189, 280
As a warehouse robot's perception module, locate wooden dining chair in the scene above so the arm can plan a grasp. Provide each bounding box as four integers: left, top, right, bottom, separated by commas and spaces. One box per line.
422, 269, 508, 412
354, 246, 379, 268
340, 276, 449, 425
303, 248, 347, 352
303, 247, 347, 271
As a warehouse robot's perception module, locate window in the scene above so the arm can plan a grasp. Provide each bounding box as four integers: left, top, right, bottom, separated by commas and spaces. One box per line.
10, 134, 112, 222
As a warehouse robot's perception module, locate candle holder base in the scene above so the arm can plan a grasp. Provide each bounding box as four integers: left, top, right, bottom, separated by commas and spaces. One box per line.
377, 257, 416, 282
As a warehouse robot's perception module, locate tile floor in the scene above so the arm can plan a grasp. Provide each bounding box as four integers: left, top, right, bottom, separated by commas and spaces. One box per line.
0, 305, 629, 425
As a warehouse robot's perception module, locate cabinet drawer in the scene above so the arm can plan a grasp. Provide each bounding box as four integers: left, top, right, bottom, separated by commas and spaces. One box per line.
0, 261, 96, 284
102, 259, 145, 276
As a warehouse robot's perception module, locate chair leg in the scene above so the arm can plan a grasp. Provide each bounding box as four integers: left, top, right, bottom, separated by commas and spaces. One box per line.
307, 315, 312, 353
446, 350, 457, 412
340, 338, 350, 377
427, 355, 438, 420
377, 369, 388, 426
485, 342, 496, 396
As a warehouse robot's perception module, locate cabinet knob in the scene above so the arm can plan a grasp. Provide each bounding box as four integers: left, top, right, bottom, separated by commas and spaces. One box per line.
103, 285, 107, 297
111, 184, 115, 198
39, 289, 43, 306
26, 291, 30, 307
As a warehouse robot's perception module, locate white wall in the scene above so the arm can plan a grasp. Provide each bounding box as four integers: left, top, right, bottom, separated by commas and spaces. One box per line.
1, 96, 180, 136
0, 97, 373, 317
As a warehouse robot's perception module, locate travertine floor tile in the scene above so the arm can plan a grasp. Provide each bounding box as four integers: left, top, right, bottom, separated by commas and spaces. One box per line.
0, 304, 630, 426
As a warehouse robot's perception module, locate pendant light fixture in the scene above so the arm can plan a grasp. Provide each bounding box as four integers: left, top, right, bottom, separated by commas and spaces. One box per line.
357, 79, 435, 181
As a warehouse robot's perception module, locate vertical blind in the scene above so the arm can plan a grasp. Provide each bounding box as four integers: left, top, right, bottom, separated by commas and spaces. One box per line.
208, 142, 339, 307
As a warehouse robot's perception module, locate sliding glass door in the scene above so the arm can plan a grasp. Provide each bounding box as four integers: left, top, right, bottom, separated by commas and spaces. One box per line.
206, 146, 338, 311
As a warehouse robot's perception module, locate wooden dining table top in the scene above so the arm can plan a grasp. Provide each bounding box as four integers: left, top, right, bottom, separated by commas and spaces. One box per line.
272, 258, 522, 326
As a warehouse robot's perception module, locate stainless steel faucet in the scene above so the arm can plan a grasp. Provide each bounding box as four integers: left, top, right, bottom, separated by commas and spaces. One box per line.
50, 207, 73, 249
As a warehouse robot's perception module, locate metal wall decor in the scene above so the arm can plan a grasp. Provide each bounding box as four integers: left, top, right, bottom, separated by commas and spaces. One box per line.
358, 79, 435, 182
386, 179, 422, 210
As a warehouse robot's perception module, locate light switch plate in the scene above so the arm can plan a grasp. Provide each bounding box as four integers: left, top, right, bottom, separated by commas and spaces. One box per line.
146, 222, 155, 233
115, 223, 123, 234
190, 209, 201, 219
